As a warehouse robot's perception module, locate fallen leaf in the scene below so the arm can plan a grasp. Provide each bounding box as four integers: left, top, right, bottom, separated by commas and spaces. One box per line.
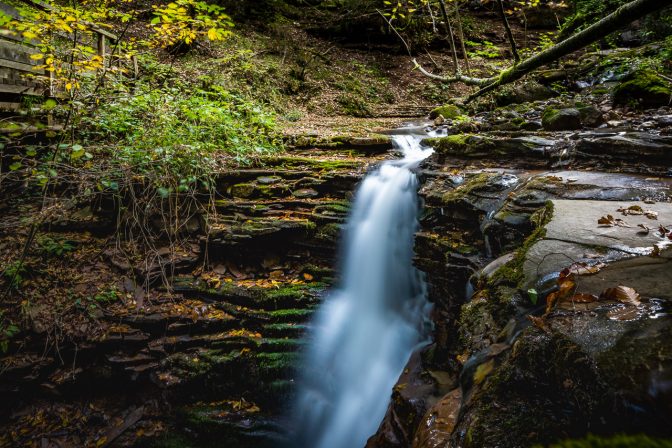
566, 262, 605, 275
644, 210, 658, 220
659, 225, 669, 236
617, 205, 644, 215
601, 285, 641, 306
473, 359, 495, 385
598, 215, 615, 226
651, 245, 661, 257
528, 315, 550, 333
637, 224, 652, 236
598, 215, 630, 227
302, 273, 314, 281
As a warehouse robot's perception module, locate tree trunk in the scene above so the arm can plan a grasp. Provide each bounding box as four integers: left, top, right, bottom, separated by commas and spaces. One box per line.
437, 0, 459, 75
463, 0, 672, 101
498, 0, 520, 63
453, 0, 471, 75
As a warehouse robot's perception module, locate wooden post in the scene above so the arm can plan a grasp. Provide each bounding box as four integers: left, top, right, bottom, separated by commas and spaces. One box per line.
97, 33, 106, 66
132, 55, 138, 79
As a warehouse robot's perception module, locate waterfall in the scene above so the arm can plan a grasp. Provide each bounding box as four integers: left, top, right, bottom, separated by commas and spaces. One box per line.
292, 129, 435, 448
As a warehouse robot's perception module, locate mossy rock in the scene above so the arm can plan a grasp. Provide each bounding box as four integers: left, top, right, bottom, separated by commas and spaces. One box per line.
424, 134, 553, 160
495, 81, 556, 106
230, 183, 258, 199
429, 104, 463, 120
455, 328, 609, 448
613, 68, 672, 109
541, 107, 582, 131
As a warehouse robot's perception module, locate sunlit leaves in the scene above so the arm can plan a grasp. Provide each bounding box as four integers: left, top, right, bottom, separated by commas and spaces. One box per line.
149, 0, 234, 49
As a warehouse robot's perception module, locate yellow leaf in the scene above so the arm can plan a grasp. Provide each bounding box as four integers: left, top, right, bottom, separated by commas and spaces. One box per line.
30, 53, 44, 60
65, 82, 73, 91
207, 28, 218, 40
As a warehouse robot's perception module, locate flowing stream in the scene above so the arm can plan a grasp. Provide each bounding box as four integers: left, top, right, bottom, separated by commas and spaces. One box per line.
292, 128, 435, 448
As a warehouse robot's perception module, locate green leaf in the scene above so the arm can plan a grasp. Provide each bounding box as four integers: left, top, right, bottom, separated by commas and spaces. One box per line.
9, 162, 22, 171
71, 144, 85, 160
528, 288, 538, 305
42, 99, 58, 110
157, 187, 170, 198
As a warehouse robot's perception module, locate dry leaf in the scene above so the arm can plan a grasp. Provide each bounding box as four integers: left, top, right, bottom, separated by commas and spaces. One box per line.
637, 224, 652, 236
598, 215, 615, 226
617, 205, 644, 215
598, 215, 630, 227
566, 262, 605, 275
528, 315, 550, 333
601, 285, 641, 306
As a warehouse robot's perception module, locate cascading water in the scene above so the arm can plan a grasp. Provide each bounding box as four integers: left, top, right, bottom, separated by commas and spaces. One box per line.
292, 128, 436, 448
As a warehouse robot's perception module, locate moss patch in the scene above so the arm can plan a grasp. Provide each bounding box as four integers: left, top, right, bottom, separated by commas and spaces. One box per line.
613, 68, 672, 108
429, 104, 463, 120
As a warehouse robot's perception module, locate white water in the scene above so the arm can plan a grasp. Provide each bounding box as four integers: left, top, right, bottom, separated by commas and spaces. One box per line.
292, 130, 435, 448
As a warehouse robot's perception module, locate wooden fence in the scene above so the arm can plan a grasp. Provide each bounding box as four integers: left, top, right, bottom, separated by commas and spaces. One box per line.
0, 0, 127, 112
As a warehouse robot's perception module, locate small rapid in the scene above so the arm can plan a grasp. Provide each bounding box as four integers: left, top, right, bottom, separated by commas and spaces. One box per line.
292, 129, 435, 448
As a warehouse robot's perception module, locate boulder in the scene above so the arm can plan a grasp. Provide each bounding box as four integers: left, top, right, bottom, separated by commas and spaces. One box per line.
613, 68, 672, 109
541, 107, 582, 131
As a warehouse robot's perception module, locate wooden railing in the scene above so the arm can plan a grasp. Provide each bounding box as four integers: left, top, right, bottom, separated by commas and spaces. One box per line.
0, 0, 130, 111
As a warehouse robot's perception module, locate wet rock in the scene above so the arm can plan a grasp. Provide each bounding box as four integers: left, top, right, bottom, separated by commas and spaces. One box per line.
257, 176, 282, 185
542, 107, 582, 131
366, 348, 446, 448
231, 183, 257, 199
574, 132, 672, 165
411, 388, 461, 448
424, 134, 556, 161
577, 104, 605, 127
292, 188, 319, 199
522, 199, 672, 289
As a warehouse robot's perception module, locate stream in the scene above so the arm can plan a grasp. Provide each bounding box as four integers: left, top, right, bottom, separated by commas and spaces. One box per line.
291, 128, 436, 448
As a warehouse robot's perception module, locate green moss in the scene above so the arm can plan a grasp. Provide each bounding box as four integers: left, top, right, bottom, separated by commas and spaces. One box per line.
230, 183, 257, 198
541, 107, 560, 125
316, 222, 343, 242
256, 351, 299, 372
429, 104, 463, 120
267, 308, 314, 322
488, 201, 554, 288
613, 68, 672, 108
441, 172, 497, 204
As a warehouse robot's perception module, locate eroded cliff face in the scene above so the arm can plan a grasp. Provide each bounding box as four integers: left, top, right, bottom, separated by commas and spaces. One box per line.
0, 138, 397, 447
369, 100, 672, 447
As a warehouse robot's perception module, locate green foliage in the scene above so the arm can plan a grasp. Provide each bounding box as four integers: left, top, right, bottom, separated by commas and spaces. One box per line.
466, 40, 500, 59
2, 260, 27, 289
82, 79, 282, 193
93, 286, 119, 304
336, 93, 373, 117
36, 235, 76, 257
149, 0, 234, 49
0, 310, 20, 353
